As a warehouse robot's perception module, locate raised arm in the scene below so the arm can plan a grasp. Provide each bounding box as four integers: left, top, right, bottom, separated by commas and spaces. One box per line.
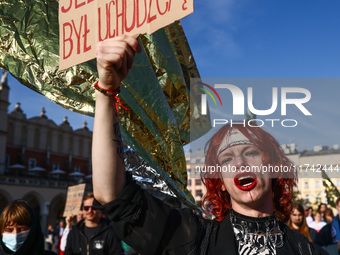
92, 35, 141, 205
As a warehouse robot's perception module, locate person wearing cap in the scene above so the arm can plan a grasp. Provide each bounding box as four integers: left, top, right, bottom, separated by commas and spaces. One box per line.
91, 35, 328, 255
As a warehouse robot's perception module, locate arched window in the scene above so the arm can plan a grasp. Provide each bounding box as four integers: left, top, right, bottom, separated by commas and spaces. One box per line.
305, 194, 310, 204
316, 194, 321, 204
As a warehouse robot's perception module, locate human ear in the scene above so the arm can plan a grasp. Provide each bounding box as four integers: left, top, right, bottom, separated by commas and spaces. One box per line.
221, 183, 226, 191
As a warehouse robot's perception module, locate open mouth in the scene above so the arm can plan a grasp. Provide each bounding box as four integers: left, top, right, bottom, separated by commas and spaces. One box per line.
234, 173, 257, 191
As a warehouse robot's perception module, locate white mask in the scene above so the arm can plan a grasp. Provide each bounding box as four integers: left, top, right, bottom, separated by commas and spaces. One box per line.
2, 230, 29, 252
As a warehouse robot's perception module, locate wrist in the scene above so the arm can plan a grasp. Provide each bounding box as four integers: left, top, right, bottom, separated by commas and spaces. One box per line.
94, 90, 117, 102
94, 81, 120, 96
94, 81, 129, 113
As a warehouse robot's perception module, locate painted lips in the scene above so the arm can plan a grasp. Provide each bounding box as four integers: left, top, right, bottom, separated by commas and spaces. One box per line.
234, 173, 257, 191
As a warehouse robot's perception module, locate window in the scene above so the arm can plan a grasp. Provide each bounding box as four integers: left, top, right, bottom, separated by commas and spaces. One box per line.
315, 181, 320, 188
337, 180, 340, 187
195, 179, 202, 185
305, 195, 310, 203
187, 179, 191, 186
53, 163, 59, 170
304, 182, 309, 189
196, 189, 203, 197
29, 158, 36, 170
316, 194, 321, 203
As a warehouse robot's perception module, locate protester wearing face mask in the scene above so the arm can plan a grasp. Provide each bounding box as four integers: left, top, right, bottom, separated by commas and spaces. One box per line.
0, 200, 56, 255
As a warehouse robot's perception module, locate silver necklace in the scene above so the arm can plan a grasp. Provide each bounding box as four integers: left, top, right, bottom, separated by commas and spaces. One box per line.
229, 210, 284, 253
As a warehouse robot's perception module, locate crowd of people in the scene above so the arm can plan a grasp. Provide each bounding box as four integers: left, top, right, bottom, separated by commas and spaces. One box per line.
287, 201, 340, 255
2, 196, 340, 254
0, 195, 138, 255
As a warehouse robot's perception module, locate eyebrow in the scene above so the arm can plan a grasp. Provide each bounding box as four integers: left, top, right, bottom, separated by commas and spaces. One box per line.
219, 145, 257, 156
5, 225, 28, 230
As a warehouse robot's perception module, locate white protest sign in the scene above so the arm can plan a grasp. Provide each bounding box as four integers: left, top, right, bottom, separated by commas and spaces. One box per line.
59, 0, 194, 70
63, 183, 86, 217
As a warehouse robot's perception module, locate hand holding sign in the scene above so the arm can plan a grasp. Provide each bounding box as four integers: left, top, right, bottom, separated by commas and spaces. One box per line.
59, 0, 194, 70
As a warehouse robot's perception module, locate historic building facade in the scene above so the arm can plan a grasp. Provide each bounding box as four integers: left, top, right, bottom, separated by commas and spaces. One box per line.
283, 143, 340, 207
0, 71, 93, 230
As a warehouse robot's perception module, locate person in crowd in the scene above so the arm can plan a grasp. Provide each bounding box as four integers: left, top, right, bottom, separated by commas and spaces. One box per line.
318, 203, 327, 222
307, 207, 315, 227
324, 209, 334, 223
45, 224, 54, 251
309, 211, 327, 233
288, 203, 317, 242
0, 200, 56, 255
315, 197, 340, 255
64, 193, 124, 255
59, 211, 83, 254
52, 220, 65, 253
91, 35, 328, 254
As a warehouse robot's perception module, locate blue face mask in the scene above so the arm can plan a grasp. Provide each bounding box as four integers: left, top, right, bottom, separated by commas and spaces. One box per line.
2, 230, 29, 252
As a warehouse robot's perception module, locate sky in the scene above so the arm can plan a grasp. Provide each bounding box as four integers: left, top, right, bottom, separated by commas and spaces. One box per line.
2, 0, 340, 151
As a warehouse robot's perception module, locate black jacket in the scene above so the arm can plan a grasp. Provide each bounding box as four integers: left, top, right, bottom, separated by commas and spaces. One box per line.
64, 218, 124, 255
94, 180, 329, 255
0, 203, 56, 255
315, 222, 335, 247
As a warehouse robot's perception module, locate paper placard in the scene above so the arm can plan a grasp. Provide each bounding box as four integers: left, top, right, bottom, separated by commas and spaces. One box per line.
63, 183, 86, 217
59, 0, 194, 70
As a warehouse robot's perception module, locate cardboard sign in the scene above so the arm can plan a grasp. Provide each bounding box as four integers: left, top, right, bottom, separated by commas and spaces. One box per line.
63, 183, 86, 217
59, 0, 194, 70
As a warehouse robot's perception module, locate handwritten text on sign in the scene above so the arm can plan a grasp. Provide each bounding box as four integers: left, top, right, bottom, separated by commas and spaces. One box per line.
63, 183, 86, 217
59, 0, 194, 70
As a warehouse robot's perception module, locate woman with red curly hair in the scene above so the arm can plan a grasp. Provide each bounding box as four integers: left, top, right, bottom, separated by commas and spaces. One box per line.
202, 123, 297, 224
91, 36, 328, 255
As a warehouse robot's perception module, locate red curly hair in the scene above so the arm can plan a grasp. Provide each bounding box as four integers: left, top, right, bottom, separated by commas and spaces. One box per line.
202, 123, 297, 222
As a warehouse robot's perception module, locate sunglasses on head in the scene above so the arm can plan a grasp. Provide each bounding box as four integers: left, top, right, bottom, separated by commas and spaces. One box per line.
83, 206, 96, 211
